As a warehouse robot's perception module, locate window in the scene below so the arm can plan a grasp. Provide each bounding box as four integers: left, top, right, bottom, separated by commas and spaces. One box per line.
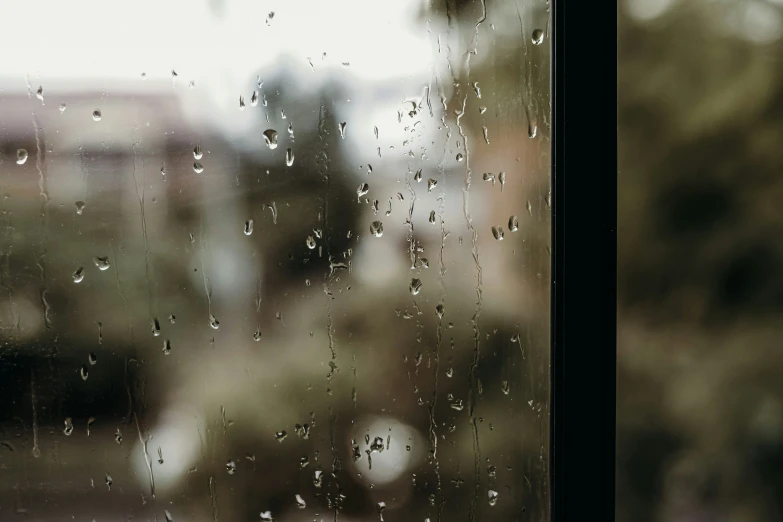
0, 0, 553, 520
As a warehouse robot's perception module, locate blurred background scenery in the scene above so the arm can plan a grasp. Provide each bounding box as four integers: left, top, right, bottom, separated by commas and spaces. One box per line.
619, 0, 783, 521
0, 0, 551, 520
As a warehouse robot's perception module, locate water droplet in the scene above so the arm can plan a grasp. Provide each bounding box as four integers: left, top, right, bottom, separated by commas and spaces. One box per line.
169, 314, 176, 324
260, 511, 274, 521
528, 121, 537, 139
281, 109, 286, 119
92, 110, 102, 121
193, 162, 204, 174
239, 96, 246, 111
483, 173, 495, 183
357, 183, 369, 202
501, 381, 510, 395
59, 103, 67, 113
532, 29, 544, 45
80, 365, 89, 380
162, 339, 171, 355
165, 510, 174, 522
285, 148, 295, 166
16, 149, 28, 165
253, 330, 262, 342
188, 80, 196, 89
244, 219, 254, 236
456, 153, 463, 162
427, 179, 438, 192
479, 106, 487, 115
105, 474, 113, 490
63, 417, 74, 436
527, 200, 533, 215
339, 122, 347, 139
288, 122, 294, 137
482, 126, 490, 144
36, 86, 44, 102
209, 314, 220, 329
410, 278, 423, 296
295, 494, 306, 509
436, 304, 444, 318
93, 256, 110, 271
499, 171, 506, 191
488, 489, 499, 506
73, 267, 85, 283
508, 216, 519, 232
429, 210, 436, 224
313, 469, 323, 488
450, 398, 464, 411
370, 221, 383, 238
299, 456, 310, 468
89, 352, 97, 365
306, 235, 316, 250
491, 226, 504, 241
151, 318, 161, 337
472, 82, 482, 98
263, 129, 278, 150
374, 126, 379, 139
275, 430, 288, 442
226, 460, 237, 475
193, 145, 203, 160
251, 91, 259, 107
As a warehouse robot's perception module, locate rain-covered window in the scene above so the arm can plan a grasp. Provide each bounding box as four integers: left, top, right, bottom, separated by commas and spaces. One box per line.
0, 0, 550, 520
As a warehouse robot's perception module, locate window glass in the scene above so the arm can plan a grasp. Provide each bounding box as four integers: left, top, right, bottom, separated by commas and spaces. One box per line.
0, 1, 550, 520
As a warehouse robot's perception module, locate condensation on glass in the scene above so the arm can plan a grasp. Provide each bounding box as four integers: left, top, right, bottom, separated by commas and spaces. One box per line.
0, 0, 550, 520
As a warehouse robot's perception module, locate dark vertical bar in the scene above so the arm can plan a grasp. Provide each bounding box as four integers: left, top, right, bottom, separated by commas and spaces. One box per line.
551, 1, 617, 521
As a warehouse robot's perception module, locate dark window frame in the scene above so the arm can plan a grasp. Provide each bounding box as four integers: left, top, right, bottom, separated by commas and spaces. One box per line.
551, 1, 617, 521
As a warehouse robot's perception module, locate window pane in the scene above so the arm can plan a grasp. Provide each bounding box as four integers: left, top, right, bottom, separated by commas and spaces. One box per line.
619, 1, 783, 521
0, 1, 550, 520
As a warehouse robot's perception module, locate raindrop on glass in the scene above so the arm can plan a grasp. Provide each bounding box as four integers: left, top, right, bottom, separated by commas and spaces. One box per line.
251, 90, 259, 107
429, 210, 436, 224
193, 162, 204, 174
253, 330, 262, 342
370, 221, 383, 238
285, 148, 295, 167
59, 103, 67, 113
244, 219, 254, 236
488, 490, 499, 506
239, 95, 246, 111
456, 153, 463, 162
36, 86, 44, 102
275, 430, 288, 442
532, 29, 544, 45
410, 278, 423, 296
338, 122, 346, 139
209, 314, 220, 330
162, 339, 171, 355
193, 145, 203, 160
527, 200, 533, 215
92, 110, 102, 121
306, 235, 317, 250
260, 512, 273, 521
491, 226, 504, 241
226, 460, 237, 475
93, 256, 110, 271
73, 267, 85, 283
427, 179, 438, 192
508, 215, 519, 232
357, 183, 369, 202
263, 129, 278, 150
89, 352, 97, 365
436, 303, 445, 318
16, 149, 28, 165
295, 494, 306, 509
80, 366, 88, 381
63, 417, 74, 436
